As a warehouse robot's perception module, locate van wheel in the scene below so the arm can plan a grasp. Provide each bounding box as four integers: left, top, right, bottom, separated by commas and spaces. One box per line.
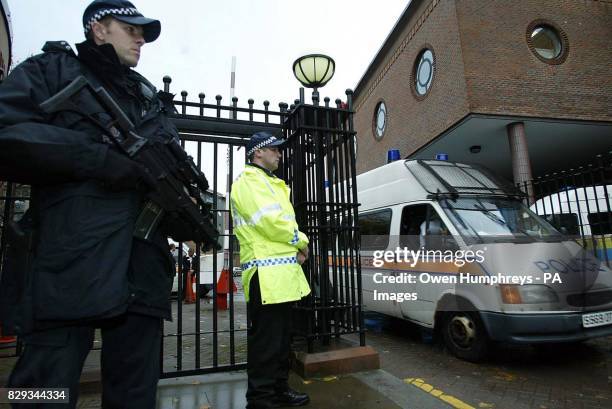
442, 311, 489, 362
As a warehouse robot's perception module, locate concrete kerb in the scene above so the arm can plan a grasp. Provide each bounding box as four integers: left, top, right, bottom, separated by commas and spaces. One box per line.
156, 369, 449, 409
354, 370, 451, 409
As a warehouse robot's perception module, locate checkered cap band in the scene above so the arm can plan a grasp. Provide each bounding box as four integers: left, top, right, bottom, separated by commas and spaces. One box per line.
246, 136, 281, 157
84, 7, 140, 33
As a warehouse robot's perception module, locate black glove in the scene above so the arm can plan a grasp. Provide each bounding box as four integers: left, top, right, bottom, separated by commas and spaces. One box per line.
96, 150, 158, 192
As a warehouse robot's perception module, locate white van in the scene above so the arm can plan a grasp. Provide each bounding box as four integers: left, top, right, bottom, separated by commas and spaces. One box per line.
357, 159, 612, 361
171, 249, 225, 297
198, 251, 225, 289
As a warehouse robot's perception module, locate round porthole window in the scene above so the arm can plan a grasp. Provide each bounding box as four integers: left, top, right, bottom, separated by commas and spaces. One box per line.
373, 101, 387, 140
531, 26, 561, 59
527, 21, 569, 64
412, 48, 435, 98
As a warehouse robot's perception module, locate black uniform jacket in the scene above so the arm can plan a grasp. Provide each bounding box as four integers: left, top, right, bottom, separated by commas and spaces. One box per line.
0, 40, 178, 332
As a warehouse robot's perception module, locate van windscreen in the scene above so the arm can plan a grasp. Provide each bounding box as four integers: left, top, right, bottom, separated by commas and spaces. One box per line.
441, 198, 562, 243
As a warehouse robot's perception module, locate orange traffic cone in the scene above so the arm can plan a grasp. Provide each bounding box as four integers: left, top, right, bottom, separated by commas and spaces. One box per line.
0, 326, 16, 344
216, 267, 237, 310
184, 270, 196, 304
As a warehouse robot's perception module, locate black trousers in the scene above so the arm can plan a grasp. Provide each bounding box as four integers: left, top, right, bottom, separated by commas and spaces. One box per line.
246, 273, 293, 405
7, 312, 162, 409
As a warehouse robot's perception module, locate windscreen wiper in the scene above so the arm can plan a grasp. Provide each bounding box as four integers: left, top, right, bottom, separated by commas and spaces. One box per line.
473, 202, 534, 240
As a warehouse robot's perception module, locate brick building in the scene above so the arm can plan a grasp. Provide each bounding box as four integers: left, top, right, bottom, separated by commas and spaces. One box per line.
353, 0, 612, 183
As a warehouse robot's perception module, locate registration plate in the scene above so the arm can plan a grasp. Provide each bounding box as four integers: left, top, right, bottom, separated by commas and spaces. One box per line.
582, 310, 612, 328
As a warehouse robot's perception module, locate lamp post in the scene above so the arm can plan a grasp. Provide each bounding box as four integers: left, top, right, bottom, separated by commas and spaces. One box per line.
292, 54, 335, 105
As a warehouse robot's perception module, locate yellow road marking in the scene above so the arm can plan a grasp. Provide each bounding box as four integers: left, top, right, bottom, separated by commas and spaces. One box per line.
404, 378, 475, 409
493, 371, 516, 382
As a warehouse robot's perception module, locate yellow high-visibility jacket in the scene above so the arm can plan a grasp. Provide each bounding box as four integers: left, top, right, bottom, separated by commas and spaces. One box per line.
230, 164, 311, 304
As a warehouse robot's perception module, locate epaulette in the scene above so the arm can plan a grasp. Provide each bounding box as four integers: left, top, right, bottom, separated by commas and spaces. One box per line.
41, 41, 77, 57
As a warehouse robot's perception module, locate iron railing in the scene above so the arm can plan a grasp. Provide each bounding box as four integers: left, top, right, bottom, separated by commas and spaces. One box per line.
518, 152, 612, 268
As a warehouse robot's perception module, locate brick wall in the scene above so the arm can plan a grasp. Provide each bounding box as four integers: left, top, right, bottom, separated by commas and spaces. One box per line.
353, 0, 612, 174
457, 0, 612, 120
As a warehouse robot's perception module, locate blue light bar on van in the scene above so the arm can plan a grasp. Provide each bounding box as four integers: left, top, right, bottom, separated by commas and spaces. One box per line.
387, 149, 401, 163
435, 153, 449, 161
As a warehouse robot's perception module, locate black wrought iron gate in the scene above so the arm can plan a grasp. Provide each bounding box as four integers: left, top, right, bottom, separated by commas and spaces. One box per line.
281, 89, 365, 352
160, 76, 291, 377
0, 77, 365, 378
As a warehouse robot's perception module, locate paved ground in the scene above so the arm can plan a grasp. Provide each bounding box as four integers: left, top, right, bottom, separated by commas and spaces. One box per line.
346, 315, 612, 409
74, 370, 446, 409
161, 292, 248, 373
1, 281, 611, 409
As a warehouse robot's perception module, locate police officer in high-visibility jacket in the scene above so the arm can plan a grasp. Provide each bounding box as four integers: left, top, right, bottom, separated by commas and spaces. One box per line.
231, 131, 311, 409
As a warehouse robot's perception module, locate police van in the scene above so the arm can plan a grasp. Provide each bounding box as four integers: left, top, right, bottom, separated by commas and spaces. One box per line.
357, 159, 612, 361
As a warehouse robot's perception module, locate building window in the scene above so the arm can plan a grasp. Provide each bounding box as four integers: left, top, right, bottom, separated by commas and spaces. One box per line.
373, 100, 387, 140
526, 20, 569, 65
531, 26, 561, 59
412, 47, 435, 99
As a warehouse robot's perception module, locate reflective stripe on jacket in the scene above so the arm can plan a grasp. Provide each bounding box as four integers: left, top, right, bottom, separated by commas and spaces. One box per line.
230, 165, 311, 304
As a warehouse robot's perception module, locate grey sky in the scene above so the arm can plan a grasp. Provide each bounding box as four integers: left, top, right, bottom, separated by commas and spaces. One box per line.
9, 0, 407, 108
7, 0, 408, 192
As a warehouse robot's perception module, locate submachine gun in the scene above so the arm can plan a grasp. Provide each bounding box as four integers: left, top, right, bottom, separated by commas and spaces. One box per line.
40, 76, 221, 250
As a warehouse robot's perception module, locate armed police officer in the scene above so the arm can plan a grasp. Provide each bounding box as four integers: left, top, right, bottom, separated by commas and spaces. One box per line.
0, 1, 189, 407
231, 132, 312, 409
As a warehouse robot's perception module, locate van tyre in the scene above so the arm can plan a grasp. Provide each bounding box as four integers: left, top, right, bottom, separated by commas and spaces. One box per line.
442, 311, 490, 362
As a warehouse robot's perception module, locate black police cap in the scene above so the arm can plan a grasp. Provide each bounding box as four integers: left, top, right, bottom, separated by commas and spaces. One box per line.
83, 0, 161, 43
246, 132, 286, 157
